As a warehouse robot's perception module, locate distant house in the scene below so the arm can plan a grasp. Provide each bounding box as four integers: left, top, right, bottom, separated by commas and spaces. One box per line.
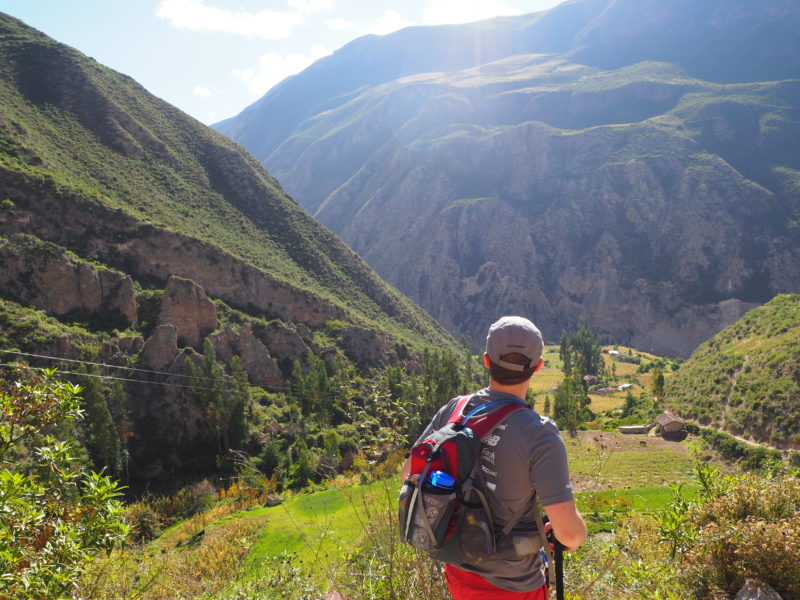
594, 386, 618, 395
583, 374, 603, 386
619, 425, 650, 434
656, 413, 685, 435
607, 350, 620, 356
618, 383, 633, 391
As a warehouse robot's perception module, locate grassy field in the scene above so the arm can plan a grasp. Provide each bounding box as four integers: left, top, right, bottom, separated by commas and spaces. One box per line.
565, 431, 695, 491
86, 429, 703, 598
239, 484, 389, 582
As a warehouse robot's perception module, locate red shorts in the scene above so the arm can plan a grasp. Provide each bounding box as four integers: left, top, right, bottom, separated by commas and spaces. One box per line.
445, 564, 548, 600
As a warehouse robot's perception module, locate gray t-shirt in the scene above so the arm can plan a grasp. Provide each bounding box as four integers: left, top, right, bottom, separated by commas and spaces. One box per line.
415, 388, 574, 592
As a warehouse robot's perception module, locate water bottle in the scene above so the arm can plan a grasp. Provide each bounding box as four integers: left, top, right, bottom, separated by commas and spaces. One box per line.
409, 470, 456, 551
427, 470, 455, 490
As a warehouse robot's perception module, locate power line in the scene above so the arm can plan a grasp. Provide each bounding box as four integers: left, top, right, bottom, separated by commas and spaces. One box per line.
1, 350, 362, 398
0, 349, 233, 383
0, 362, 227, 393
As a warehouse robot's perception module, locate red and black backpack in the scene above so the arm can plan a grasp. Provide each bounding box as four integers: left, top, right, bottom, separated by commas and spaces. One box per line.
398, 395, 529, 564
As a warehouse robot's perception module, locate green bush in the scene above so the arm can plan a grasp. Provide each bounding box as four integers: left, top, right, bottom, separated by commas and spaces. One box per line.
0, 366, 128, 598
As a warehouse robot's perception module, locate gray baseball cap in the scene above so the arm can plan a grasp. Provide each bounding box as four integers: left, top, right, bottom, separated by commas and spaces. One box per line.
486, 316, 544, 372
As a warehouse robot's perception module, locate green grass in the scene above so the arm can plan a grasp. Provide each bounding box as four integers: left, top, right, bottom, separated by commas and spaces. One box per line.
0, 297, 101, 357
239, 482, 392, 582
578, 484, 699, 514
664, 294, 800, 444
565, 432, 696, 491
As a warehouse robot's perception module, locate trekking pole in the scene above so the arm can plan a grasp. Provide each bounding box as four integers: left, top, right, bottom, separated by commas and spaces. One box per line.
546, 531, 566, 600
554, 540, 564, 600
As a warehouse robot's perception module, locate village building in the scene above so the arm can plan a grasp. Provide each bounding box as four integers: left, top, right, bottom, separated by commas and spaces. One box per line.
583, 374, 603, 386
619, 425, 650, 434
656, 413, 685, 435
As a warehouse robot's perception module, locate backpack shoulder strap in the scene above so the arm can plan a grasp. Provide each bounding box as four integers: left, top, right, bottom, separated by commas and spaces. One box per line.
446, 394, 474, 425
468, 401, 529, 439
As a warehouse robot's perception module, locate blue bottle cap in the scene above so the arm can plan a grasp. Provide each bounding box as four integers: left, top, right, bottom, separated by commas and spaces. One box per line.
428, 470, 455, 490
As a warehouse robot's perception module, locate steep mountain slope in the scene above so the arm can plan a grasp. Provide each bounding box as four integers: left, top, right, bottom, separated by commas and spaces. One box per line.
663, 294, 800, 446
216, 0, 800, 356
0, 12, 451, 349
0, 13, 457, 490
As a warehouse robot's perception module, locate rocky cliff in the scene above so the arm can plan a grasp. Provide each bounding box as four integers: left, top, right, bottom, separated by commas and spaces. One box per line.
217, 0, 800, 356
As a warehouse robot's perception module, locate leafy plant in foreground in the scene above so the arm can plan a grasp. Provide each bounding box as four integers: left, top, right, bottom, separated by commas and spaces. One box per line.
0, 366, 128, 599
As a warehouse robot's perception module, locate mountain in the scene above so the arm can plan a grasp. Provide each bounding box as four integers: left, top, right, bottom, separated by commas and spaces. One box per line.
216, 0, 800, 357
0, 13, 456, 490
663, 294, 800, 446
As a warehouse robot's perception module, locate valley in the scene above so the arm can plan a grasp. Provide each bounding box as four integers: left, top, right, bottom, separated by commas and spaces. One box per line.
0, 1, 799, 599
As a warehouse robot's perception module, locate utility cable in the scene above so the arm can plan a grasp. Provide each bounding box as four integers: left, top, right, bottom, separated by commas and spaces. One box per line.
1, 351, 360, 398
0, 362, 227, 393
0, 349, 233, 383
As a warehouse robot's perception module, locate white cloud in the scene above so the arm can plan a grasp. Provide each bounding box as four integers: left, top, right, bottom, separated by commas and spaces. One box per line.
193, 86, 216, 97
422, 0, 521, 25
233, 44, 331, 96
156, 0, 303, 39
288, 0, 333, 13
362, 10, 416, 36
326, 17, 354, 31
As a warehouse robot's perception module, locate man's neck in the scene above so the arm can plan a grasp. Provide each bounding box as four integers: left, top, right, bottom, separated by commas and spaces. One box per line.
487, 378, 530, 401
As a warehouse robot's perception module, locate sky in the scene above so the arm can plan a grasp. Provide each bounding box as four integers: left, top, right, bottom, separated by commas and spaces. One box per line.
0, 0, 564, 125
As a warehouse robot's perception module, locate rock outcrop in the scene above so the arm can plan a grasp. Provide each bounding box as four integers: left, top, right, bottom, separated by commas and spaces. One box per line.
0, 233, 137, 327
252, 320, 312, 376
158, 275, 218, 350
99, 335, 145, 361
127, 348, 218, 483
140, 324, 179, 370
341, 325, 397, 370
736, 580, 783, 600
208, 325, 283, 387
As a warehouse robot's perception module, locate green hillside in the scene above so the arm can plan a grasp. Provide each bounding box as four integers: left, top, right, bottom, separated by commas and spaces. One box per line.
664, 294, 800, 445
0, 12, 453, 351
0, 12, 462, 495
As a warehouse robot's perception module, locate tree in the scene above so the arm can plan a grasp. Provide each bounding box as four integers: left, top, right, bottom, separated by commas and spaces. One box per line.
622, 390, 636, 418
560, 321, 605, 378
287, 438, 315, 490
555, 322, 604, 433
651, 367, 665, 398
76, 366, 122, 477
227, 356, 250, 451
107, 380, 132, 481
553, 370, 588, 436
0, 366, 127, 598
187, 340, 240, 456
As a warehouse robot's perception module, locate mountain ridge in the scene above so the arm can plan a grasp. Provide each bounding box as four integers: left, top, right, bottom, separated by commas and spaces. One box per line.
216, 0, 800, 356
664, 294, 800, 446
0, 11, 453, 349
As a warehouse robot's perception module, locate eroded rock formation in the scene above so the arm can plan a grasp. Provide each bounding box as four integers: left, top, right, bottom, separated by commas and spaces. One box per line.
0, 232, 137, 327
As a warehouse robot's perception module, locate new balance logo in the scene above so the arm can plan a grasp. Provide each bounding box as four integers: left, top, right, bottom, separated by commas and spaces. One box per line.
485, 434, 501, 446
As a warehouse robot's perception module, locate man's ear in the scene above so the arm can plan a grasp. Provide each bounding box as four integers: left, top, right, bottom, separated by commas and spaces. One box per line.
483, 353, 491, 369
533, 358, 544, 373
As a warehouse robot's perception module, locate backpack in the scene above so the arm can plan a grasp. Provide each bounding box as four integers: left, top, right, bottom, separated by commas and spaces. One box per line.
398, 395, 533, 565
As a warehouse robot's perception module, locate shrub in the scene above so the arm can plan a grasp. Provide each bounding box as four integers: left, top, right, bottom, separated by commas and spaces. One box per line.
0, 366, 128, 598
126, 501, 161, 543
678, 470, 800, 599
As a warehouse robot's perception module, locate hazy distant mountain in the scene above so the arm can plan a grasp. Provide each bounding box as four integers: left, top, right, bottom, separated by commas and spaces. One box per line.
216, 0, 800, 356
